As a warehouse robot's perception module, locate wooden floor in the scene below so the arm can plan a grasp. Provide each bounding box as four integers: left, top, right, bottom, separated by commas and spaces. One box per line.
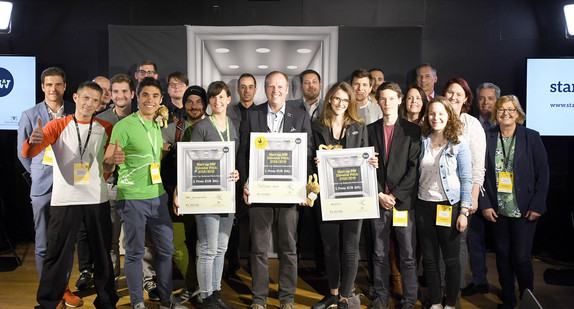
1, 243, 573, 308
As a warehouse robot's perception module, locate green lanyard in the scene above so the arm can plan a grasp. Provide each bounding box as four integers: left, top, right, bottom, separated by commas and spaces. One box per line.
210, 115, 230, 142
136, 112, 158, 163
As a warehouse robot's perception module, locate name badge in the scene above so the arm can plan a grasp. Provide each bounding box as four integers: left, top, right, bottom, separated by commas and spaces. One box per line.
392, 208, 408, 227
74, 163, 90, 185
498, 171, 513, 193
42, 145, 54, 166
436, 204, 452, 227
150, 162, 162, 184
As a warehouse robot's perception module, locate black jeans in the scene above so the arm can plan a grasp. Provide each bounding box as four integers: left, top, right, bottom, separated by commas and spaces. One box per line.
319, 218, 362, 298
415, 199, 461, 307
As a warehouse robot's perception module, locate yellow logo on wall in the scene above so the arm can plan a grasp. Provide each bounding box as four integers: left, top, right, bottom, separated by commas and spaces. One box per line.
254, 136, 268, 149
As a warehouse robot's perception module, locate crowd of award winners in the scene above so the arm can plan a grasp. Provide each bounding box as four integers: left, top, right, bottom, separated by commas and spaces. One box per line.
17, 60, 549, 309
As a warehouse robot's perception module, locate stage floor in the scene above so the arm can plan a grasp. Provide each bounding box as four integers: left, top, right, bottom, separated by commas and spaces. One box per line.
0, 243, 572, 308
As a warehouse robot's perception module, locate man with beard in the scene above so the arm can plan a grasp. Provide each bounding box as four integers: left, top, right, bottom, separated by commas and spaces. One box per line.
94, 76, 112, 113
368, 68, 385, 104
160, 85, 208, 304
288, 69, 324, 121
228, 73, 257, 133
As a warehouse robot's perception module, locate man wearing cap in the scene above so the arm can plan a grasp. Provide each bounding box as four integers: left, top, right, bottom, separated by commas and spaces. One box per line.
160, 85, 208, 304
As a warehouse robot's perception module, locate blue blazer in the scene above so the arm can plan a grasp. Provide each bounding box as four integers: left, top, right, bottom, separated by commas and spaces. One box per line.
17, 101, 75, 196
478, 125, 549, 216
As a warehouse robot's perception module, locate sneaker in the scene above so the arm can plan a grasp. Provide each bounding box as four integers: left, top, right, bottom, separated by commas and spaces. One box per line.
337, 300, 348, 309
251, 303, 266, 309
367, 297, 388, 309
172, 288, 190, 304
143, 281, 160, 301
133, 302, 148, 309
75, 270, 94, 291
280, 303, 294, 309
63, 286, 83, 308
56, 300, 68, 309
158, 299, 188, 309
213, 290, 235, 309
461, 283, 489, 296
312, 294, 338, 309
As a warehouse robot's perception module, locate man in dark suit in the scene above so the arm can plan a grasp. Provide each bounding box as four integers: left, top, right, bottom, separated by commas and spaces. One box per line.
367, 82, 421, 309
237, 71, 313, 309
287, 69, 324, 121
17, 67, 83, 308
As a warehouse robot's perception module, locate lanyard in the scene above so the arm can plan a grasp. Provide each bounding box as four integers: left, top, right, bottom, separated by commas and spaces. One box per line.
210, 115, 230, 142
499, 130, 516, 169
72, 114, 94, 163
136, 111, 158, 163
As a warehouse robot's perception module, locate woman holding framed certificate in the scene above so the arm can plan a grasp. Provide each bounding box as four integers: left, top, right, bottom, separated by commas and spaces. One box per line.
311, 82, 371, 309
415, 96, 472, 309
176, 81, 240, 309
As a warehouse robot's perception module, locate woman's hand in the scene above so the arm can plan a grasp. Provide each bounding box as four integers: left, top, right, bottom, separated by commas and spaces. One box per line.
482, 208, 498, 222
314, 157, 320, 167
457, 214, 468, 232
369, 155, 379, 169
230, 170, 239, 182
243, 187, 252, 205
525, 210, 541, 221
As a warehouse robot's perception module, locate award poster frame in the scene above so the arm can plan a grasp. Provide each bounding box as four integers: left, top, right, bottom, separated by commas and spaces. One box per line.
317, 147, 379, 221
248, 132, 307, 204
177, 141, 235, 214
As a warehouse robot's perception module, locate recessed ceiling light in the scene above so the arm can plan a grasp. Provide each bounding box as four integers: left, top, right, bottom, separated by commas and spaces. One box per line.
228, 65, 239, 69
215, 48, 230, 53
258, 65, 269, 69
297, 48, 312, 54
256, 48, 271, 53
287, 65, 298, 70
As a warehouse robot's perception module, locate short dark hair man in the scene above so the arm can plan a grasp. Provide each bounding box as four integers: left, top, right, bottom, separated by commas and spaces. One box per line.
228, 73, 257, 132
416, 63, 438, 101
93, 76, 112, 113
288, 69, 324, 121
351, 69, 383, 125
104, 77, 186, 309
237, 71, 313, 309
23, 81, 118, 309
369, 68, 385, 103
166, 71, 190, 122
367, 81, 421, 309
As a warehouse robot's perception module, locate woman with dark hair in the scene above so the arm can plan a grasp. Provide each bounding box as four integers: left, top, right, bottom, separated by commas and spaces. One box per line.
174, 81, 240, 309
399, 85, 428, 125
480, 95, 549, 309
442, 77, 486, 291
311, 82, 376, 309
416, 97, 472, 309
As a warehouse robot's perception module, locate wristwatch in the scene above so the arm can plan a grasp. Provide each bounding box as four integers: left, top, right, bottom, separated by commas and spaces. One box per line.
460, 209, 469, 217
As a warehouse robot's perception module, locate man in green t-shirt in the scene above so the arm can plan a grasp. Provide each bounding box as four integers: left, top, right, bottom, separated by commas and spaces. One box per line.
104, 77, 185, 309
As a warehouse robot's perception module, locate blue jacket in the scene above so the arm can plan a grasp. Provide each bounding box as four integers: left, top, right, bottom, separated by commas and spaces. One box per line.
419, 134, 473, 208
478, 125, 549, 215
17, 101, 75, 196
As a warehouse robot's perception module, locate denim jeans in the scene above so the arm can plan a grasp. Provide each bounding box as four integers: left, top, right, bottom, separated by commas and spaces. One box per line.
195, 213, 234, 298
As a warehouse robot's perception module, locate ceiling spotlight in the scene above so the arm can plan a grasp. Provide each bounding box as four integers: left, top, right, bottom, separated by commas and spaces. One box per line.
215, 48, 230, 53
297, 48, 312, 54
287, 65, 298, 70
0, 1, 13, 33
258, 65, 269, 69
256, 48, 271, 53
565, 4, 574, 38
228, 65, 239, 69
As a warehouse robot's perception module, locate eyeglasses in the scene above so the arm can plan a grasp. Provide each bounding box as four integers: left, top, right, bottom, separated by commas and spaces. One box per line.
497, 108, 517, 114
137, 70, 156, 76
332, 96, 349, 104
168, 82, 186, 88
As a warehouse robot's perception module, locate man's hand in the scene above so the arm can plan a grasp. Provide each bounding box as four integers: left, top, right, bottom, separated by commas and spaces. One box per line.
243, 187, 252, 205
111, 140, 125, 165
28, 118, 44, 146
482, 208, 498, 222
378, 192, 396, 210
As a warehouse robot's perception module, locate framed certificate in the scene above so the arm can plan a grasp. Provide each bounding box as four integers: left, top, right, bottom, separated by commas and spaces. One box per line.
248, 132, 307, 204
177, 141, 235, 214
317, 147, 379, 221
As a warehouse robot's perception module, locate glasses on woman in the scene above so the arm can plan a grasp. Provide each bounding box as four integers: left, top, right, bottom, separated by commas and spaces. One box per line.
332, 96, 349, 104
497, 108, 517, 114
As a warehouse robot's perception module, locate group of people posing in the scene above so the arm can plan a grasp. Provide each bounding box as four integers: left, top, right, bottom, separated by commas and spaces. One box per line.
17, 61, 549, 309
